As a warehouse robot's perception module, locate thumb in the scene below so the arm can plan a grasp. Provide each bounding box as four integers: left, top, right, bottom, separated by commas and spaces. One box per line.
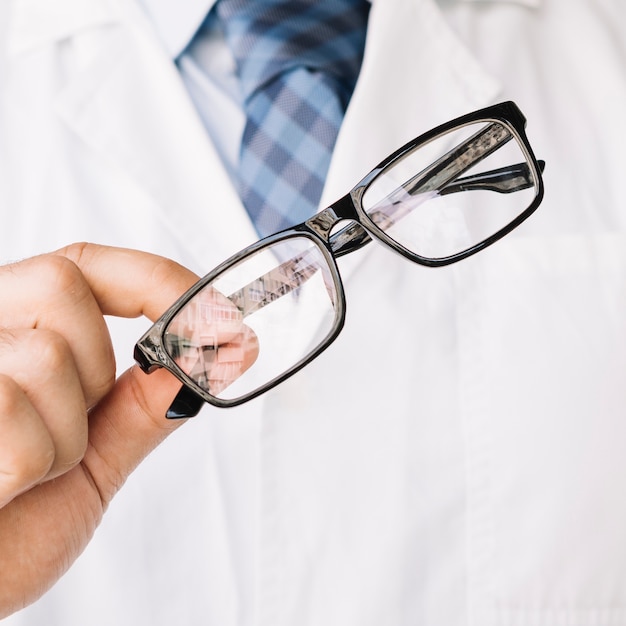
82, 365, 185, 508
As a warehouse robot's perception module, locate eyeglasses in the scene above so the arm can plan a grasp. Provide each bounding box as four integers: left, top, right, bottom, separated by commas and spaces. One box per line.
135, 101, 545, 418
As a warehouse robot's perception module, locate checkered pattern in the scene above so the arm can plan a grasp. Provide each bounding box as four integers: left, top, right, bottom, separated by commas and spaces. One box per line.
216, 0, 369, 237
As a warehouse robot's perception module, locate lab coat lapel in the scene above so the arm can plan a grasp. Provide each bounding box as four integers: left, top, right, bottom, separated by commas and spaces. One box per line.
6, 0, 118, 55
321, 0, 502, 278
8, 0, 258, 269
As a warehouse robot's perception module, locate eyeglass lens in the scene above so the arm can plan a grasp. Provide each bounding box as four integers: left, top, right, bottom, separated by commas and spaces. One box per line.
163, 236, 340, 402
361, 121, 538, 259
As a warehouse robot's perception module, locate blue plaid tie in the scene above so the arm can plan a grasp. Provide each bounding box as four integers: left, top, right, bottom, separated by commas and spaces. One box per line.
216, 0, 369, 237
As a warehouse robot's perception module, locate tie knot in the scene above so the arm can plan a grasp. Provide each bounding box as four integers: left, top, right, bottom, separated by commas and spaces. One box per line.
216, 0, 370, 103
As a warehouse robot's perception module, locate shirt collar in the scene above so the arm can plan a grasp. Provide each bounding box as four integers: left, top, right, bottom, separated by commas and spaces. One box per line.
137, 0, 216, 58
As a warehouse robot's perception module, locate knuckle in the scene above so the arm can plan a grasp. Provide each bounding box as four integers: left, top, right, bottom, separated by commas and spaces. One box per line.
3, 446, 55, 490
1, 453, 55, 494
48, 446, 86, 479
12, 254, 89, 313
56, 242, 91, 265
35, 254, 86, 297
24, 329, 73, 373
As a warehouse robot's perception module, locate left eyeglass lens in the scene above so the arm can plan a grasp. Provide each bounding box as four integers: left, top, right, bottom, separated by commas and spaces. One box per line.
163, 237, 340, 403
361, 120, 539, 260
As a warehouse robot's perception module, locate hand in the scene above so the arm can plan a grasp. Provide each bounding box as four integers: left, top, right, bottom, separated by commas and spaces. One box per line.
0, 243, 217, 617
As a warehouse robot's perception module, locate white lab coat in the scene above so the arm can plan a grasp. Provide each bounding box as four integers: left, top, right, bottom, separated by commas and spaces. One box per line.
2, 0, 626, 625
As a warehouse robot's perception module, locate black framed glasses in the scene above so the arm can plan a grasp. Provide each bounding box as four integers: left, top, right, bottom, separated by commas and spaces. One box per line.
135, 101, 545, 417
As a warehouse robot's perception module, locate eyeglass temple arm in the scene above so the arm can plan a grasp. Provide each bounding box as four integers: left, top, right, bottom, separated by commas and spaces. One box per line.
438, 159, 546, 196
166, 385, 205, 418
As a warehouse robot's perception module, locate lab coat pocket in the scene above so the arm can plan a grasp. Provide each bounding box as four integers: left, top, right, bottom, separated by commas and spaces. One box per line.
461, 233, 626, 626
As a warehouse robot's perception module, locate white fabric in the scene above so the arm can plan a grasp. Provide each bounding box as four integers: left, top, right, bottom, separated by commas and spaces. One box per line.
137, 0, 214, 57
3, 0, 626, 625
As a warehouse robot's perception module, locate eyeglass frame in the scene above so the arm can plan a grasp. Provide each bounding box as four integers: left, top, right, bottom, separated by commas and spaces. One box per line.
135, 100, 545, 417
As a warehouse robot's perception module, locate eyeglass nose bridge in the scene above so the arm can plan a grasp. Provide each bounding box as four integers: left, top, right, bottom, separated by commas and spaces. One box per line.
304, 193, 374, 257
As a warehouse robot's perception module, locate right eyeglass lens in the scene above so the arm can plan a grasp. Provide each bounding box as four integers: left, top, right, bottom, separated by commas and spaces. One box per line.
163, 236, 341, 403
361, 120, 539, 260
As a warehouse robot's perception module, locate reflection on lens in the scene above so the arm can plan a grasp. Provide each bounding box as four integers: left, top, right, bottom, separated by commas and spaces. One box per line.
163, 236, 340, 402
163, 289, 258, 396
362, 121, 538, 259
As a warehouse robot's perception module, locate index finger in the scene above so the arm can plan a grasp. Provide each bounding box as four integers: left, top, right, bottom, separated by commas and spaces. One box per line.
54, 243, 200, 322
